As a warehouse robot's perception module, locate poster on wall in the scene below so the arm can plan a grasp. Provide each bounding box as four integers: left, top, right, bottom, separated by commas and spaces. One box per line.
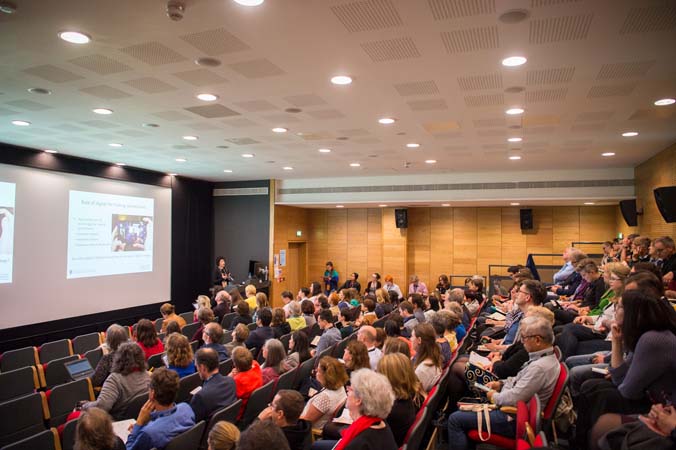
280, 249, 286, 267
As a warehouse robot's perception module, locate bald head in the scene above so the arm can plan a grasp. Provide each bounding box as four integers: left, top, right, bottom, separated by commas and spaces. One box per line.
358, 326, 376, 345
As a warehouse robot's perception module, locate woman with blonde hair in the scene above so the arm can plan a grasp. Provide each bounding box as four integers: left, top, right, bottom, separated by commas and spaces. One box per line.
375, 288, 393, 317
378, 352, 425, 446
165, 333, 195, 377
193, 294, 211, 322
207, 421, 240, 450
300, 356, 348, 429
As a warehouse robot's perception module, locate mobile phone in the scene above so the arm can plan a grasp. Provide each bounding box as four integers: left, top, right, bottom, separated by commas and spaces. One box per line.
473, 383, 491, 393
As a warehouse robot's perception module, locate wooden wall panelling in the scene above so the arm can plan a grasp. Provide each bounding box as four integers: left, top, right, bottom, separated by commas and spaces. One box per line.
272, 205, 309, 303
635, 143, 676, 237
477, 208, 502, 277
501, 208, 527, 267
580, 206, 617, 242
430, 208, 454, 284
381, 208, 407, 287
347, 209, 368, 286
367, 209, 383, 278
326, 209, 348, 288
526, 207, 554, 265
453, 208, 478, 278
308, 209, 328, 285
552, 206, 580, 255
407, 208, 431, 287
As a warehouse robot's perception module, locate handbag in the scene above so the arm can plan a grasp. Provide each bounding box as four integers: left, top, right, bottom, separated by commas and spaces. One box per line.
458, 403, 494, 441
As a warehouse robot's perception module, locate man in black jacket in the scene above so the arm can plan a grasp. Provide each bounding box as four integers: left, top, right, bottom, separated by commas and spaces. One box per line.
257, 390, 312, 450
245, 307, 274, 352
339, 272, 362, 294
190, 348, 237, 422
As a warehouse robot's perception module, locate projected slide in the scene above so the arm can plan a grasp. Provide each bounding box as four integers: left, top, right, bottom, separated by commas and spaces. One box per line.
67, 190, 154, 279
0, 181, 16, 284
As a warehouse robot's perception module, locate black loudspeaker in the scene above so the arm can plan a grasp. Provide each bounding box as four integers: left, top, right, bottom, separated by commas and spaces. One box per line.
654, 186, 676, 223
395, 209, 408, 228
619, 199, 639, 227
520, 209, 533, 230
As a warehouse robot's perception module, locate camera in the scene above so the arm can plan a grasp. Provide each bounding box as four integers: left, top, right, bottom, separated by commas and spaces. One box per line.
166, 1, 185, 21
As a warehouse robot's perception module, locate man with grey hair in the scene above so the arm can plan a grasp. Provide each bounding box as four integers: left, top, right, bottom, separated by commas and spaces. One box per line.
654, 236, 676, 287
447, 316, 560, 450
357, 325, 382, 370
551, 247, 576, 285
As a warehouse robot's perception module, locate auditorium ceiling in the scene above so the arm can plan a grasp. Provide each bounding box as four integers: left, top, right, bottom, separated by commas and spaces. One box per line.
0, 0, 675, 181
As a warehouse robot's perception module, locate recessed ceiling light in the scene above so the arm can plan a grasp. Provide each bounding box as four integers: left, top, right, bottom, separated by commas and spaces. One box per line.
223, 169, 233, 173
349, 162, 361, 167
505, 108, 524, 115
283, 166, 293, 171
584, 202, 595, 205
175, 158, 187, 162
509, 155, 522, 160
108, 143, 123, 148
622, 131, 638, 137
241, 153, 254, 158
336, 205, 344, 208
285, 108, 302, 113
601, 152, 615, 157
442, 203, 450, 207
499, 9, 530, 24
196, 93, 218, 102
272, 127, 288, 133
168, 173, 178, 176
115, 162, 126, 166
93, 108, 113, 115
27, 87, 51, 95
142, 123, 159, 128
425, 159, 437, 164
406, 143, 420, 148
44, 149, 58, 154
11, 120, 30, 126
58, 31, 91, 44
233, 0, 264, 5
318, 148, 331, 153
378, 117, 396, 125
654, 98, 675, 106
510, 202, 520, 206
508, 137, 523, 142
331, 75, 353, 85
194, 57, 222, 67
0, 1, 18, 14
502, 56, 527, 67
379, 204, 388, 207
183, 135, 198, 141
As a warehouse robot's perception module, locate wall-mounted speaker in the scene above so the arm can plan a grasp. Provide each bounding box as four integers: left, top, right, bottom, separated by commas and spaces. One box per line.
520, 208, 533, 230
654, 186, 676, 223
619, 199, 639, 227
395, 209, 408, 228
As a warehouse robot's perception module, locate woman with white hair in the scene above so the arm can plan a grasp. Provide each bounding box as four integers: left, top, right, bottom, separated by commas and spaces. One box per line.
312, 369, 398, 449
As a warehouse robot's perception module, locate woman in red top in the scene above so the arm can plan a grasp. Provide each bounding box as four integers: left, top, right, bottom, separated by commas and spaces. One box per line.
134, 318, 164, 360
229, 346, 263, 416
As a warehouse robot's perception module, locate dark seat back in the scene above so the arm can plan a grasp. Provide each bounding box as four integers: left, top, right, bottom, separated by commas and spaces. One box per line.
72, 333, 101, 355
1, 428, 59, 450
221, 312, 237, 331
148, 352, 166, 370
122, 391, 149, 420
48, 378, 94, 427
239, 380, 275, 428
274, 366, 297, 395
279, 333, 291, 352
176, 372, 202, 403
155, 318, 164, 332
181, 322, 200, 341
200, 399, 242, 449
0, 366, 39, 402
60, 419, 78, 450
294, 357, 316, 390
179, 311, 195, 324
0, 346, 38, 372
218, 358, 233, 376
43, 354, 79, 388
164, 420, 206, 450
83, 347, 103, 369
0, 392, 48, 447
402, 406, 430, 450
39, 339, 73, 365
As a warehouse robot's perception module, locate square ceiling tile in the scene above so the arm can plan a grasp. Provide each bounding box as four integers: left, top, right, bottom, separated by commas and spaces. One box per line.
120, 41, 188, 65
330, 0, 403, 32
228, 59, 285, 78
79, 85, 132, 99
180, 27, 250, 55
123, 77, 177, 93
22, 65, 84, 83
185, 104, 241, 118
306, 109, 346, 119
283, 94, 327, 107
152, 110, 192, 121
233, 100, 278, 112
4, 100, 51, 111
68, 54, 132, 75
422, 120, 461, 133
173, 69, 228, 86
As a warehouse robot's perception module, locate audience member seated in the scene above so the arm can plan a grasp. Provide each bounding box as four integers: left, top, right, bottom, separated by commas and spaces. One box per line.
374, 288, 393, 318
446, 316, 560, 450
212, 290, 231, 324
230, 302, 252, 331
340, 272, 362, 294
239, 419, 291, 450
191, 307, 215, 346
359, 298, 377, 326
411, 323, 443, 392
83, 342, 150, 420
384, 319, 414, 356
164, 320, 181, 341
444, 294, 468, 339
357, 326, 382, 370
313, 369, 398, 450
288, 301, 307, 331
285, 330, 312, 369
377, 352, 425, 447
552, 247, 577, 286
408, 274, 429, 297
409, 293, 427, 324
190, 348, 237, 422
548, 250, 586, 297
135, 319, 164, 361
159, 303, 187, 332
437, 274, 451, 295
343, 340, 370, 376
74, 407, 125, 450
253, 292, 270, 322
229, 288, 245, 312
92, 324, 129, 388
654, 236, 676, 292
383, 337, 411, 358
225, 323, 249, 355
437, 309, 461, 352
244, 284, 257, 311
313, 309, 341, 356
398, 301, 418, 337
382, 275, 403, 302
193, 295, 212, 322
229, 346, 263, 412
258, 390, 312, 450
261, 338, 288, 384
430, 313, 452, 365
281, 290, 295, 317
245, 307, 274, 351
302, 299, 317, 328
555, 259, 606, 325
301, 356, 348, 429
272, 307, 292, 338
463, 290, 481, 317
207, 421, 240, 450
201, 322, 229, 361
337, 307, 355, 338
165, 333, 196, 377
126, 368, 195, 450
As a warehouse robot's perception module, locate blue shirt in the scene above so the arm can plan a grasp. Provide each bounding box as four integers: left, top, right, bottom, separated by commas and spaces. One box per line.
168, 361, 196, 378
553, 261, 574, 284
126, 403, 195, 450
455, 324, 466, 342
503, 310, 524, 346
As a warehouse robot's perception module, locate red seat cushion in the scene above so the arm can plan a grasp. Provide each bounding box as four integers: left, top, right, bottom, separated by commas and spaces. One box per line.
467, 430, 516, 449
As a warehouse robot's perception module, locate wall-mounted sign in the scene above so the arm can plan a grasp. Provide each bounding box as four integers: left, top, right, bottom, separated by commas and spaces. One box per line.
280, 249, 286, 267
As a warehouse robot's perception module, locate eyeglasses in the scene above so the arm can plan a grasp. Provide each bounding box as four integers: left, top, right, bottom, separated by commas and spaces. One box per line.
267, 402, 278, 411
521, 334, 542, 341
609, 276, 621, 281
518, 289, 530, 295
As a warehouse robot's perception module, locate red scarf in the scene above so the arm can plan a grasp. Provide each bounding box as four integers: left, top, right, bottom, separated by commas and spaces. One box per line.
335, 415, 381, 450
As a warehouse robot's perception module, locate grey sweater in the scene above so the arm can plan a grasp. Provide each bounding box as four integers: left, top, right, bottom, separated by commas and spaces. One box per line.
493, 347, 560, 407
84, 370, 150, 420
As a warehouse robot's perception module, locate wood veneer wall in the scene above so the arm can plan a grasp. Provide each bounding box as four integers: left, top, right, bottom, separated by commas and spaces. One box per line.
633, 143, 676, 238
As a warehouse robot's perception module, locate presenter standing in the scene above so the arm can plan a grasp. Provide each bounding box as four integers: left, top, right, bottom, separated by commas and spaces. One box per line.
214, 256, 232, 287
323, 261, 339, 295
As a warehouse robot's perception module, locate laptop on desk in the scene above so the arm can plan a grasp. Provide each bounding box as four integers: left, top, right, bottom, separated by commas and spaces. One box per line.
65, 358, 95, 381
